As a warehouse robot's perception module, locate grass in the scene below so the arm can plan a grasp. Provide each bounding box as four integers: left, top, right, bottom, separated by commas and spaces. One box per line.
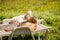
0, 0, 60, 40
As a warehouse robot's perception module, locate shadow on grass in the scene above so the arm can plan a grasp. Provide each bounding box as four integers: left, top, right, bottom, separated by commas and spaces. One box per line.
2, 34, 44, 40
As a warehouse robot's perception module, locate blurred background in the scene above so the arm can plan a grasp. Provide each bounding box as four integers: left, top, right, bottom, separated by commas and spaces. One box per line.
0, 0, 60, 40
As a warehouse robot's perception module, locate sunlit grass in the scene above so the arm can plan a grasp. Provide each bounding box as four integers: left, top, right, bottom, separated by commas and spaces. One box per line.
0, 0, 60, 40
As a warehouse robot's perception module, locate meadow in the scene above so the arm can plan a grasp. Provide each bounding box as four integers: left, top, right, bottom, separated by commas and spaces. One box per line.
0, 0, 60, 40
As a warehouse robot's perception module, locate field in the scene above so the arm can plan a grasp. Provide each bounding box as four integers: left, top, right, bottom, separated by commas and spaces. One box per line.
0, 0, 60, 40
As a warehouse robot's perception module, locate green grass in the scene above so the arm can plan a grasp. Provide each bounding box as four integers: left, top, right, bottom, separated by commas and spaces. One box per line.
0, 0, 60, 40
